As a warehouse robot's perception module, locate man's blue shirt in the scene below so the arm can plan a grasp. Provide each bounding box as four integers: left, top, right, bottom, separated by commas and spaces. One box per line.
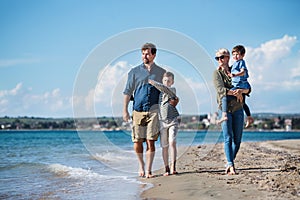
123, 63, 166, 112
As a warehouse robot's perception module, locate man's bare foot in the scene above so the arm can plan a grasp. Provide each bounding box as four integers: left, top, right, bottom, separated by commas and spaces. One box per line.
139, 171, 145, 177
146, 171, 153, 178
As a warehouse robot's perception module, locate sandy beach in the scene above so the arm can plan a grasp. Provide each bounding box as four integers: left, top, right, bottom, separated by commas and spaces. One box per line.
140, 140, 300, 200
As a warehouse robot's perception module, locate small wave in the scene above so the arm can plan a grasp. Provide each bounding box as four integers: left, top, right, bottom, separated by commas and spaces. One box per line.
47, 163, 131, 182
47, 164, 105, 179
93, 150, 136, 164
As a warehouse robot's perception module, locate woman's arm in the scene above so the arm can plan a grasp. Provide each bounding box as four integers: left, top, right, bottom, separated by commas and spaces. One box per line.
213, 70, 228, 99
228, 88, 249, 102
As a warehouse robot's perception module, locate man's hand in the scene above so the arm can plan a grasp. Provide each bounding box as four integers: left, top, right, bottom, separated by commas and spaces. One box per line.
169, 97, 179, 107
123, 110, 130, 122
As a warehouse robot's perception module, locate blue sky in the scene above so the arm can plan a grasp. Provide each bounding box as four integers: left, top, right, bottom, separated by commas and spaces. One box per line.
1, 0, 300, 117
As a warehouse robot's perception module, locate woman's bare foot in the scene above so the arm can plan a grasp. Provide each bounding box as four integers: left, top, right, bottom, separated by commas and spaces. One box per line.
225, 165, 236, 175
228, 166, 236, 175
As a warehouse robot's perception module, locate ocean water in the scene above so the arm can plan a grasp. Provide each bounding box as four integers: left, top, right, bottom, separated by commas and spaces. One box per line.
1, 130, 300, 200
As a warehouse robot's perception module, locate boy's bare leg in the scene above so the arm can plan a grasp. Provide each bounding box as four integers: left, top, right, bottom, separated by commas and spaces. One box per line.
162, 147, 170, 176
170, 141, 178, 174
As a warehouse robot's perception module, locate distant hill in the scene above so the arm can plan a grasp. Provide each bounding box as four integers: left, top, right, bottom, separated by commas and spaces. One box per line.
0, 113, 300, 130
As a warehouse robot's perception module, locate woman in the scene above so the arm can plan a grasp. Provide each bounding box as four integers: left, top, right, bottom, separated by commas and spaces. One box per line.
213, 48, 249, 175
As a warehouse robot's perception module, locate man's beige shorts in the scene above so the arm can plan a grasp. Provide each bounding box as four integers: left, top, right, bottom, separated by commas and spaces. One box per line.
131, 110, 160, 142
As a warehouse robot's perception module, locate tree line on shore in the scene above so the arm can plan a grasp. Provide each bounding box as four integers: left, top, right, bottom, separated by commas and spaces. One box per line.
1, 113, 300, 130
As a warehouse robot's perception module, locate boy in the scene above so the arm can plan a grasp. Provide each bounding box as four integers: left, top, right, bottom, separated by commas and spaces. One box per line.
148, 72, 180, 175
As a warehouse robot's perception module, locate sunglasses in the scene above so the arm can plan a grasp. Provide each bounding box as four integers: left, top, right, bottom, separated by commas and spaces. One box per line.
214, 55, 225, 61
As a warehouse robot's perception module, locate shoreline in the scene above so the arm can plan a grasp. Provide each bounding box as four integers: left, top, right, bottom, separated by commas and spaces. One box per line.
140, 139, 300, 200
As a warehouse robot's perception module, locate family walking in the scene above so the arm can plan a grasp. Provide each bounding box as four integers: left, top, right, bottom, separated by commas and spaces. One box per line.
123, 42, 252, 177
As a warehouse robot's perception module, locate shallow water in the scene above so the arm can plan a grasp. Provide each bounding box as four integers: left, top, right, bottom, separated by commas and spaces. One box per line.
1, 130, 299, 199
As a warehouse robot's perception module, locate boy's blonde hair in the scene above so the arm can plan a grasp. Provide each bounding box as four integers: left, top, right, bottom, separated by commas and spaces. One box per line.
164, 71, 174, 81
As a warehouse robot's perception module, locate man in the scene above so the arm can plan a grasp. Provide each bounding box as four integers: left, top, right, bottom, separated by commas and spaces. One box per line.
123, 43, 166, 178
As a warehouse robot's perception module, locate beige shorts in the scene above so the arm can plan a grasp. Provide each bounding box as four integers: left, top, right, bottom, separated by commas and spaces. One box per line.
131, 110, 160, 142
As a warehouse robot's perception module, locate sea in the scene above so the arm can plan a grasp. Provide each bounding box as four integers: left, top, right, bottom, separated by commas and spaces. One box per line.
1, 129, 300, 200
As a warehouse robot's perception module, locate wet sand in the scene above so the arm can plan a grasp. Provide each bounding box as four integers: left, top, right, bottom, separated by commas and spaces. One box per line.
140, 140, 300, 200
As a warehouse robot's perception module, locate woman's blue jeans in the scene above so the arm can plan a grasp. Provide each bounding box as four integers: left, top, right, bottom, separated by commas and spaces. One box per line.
220, 108, 244, 167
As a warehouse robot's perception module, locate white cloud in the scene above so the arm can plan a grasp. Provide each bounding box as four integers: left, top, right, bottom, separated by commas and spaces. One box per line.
241, 35, 300, 113
245, 35, 300, 90
0, 83, 22, 97
95, 61, 129, 104
0, 83, 72, 117
2, 35, 300, 117
71, 61, 131, 117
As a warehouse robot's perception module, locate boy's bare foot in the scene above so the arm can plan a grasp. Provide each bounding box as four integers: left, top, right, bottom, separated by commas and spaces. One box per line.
163, 166, 170, 176
172, 171, 178, 175
163, 172, 170, 176
217, 116, 228, 125
245, 116, 254, 128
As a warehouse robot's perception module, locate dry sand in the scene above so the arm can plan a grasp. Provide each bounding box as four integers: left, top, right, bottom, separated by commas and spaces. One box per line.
140, 140, 300, 200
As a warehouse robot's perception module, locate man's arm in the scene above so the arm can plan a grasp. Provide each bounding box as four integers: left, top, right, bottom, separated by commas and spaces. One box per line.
123, 94, 131, 122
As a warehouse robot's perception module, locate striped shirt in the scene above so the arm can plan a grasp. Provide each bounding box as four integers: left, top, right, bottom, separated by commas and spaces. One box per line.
150, 80, 179, 121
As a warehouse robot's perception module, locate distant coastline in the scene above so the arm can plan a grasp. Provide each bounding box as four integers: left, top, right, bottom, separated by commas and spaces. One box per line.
1, 113, 300, 131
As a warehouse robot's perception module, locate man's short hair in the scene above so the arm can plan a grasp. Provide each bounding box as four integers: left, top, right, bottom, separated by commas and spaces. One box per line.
141, 43, 157, 55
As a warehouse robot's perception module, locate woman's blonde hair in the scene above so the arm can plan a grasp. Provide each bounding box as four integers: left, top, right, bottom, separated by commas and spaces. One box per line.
216, 48, 230, 57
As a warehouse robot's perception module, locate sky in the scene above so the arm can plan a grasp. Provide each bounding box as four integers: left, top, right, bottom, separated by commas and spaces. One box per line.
1, 0, 300, 118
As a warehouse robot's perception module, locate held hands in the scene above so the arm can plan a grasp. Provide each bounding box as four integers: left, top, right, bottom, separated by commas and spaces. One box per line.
169, 97, 179, 107
228, 73, 235, 78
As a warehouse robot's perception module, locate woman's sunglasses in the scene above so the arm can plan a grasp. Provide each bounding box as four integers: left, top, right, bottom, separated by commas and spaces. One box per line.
214, 55, 225, 61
